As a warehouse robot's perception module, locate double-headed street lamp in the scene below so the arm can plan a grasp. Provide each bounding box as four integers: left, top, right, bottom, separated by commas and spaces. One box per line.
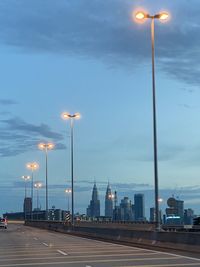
26, 162, 39, 220
61, 112, 81, 226
38, 142, 54, 220
65, 188, 72, 212
134, 10, 169, 231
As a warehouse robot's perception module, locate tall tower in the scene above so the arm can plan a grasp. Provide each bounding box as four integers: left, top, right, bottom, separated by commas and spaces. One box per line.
86, 182, 100, 217
105, 183, 113, 217
134, 193, 145, 221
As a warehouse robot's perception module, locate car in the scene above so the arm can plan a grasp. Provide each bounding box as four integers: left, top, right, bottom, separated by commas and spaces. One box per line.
0, 218, 7, 229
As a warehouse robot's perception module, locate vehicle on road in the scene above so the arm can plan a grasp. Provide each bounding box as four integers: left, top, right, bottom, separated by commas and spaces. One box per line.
0, 218, 7, 229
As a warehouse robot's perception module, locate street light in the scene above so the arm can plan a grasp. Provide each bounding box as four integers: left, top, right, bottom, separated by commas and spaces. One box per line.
38, 142, 54, 220
65, 188, 72, 212
61, 112, 81, 226
26, 162, 39, 220
134, 10, 169, 231
22, 175, 31, 221
108, 193, 114, 200
34, 182, 42, 219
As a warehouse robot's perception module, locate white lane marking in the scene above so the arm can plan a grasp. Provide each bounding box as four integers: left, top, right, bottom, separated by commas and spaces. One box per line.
84, 238, 200, 262
0, 252, 59, 258
58, 249, 157, 255
42, 243, 48, 247
0, 257, 199, 267
154, 251, 200, 262
56, 234, 200, 260
33, 238, 38, 241
120, 264, 200, 267
0, 255, 181, 262
57, 250, 68, 256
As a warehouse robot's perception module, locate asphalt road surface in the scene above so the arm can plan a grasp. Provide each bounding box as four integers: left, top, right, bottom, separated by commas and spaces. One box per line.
0, 223, 200, 267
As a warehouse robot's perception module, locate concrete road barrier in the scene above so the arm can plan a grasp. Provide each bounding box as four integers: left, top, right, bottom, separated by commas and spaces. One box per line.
25, 221, 200, 254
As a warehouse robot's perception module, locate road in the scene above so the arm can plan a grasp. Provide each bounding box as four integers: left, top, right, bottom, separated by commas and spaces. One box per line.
0, 223, 200, 267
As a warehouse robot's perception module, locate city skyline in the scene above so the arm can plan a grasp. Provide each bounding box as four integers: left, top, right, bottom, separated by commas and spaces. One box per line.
1, 0, 200, 216
1, 179, 199, 219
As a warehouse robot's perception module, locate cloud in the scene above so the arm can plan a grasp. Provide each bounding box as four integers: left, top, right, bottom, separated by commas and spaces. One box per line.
0, 99, 17, 106
0, 116, 65, 157
11, 179, 151, 192
1, 117, 62, 139
179, 104, 194, 109
0, 1, 200, 85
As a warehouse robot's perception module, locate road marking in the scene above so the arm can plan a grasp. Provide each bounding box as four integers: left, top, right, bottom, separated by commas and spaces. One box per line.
42, 243, 48, 247
0, 255, 183, 264
33, 238, 38, 241
57, 250, 68, 256
59, 250, 157, 255
0, 257, 199, 267
0, 252, 59, 258
120, 264, 200, 267
155, 251, 200, 262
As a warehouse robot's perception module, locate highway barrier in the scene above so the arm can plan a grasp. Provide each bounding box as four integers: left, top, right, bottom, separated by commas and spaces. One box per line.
25, 221, 200, 253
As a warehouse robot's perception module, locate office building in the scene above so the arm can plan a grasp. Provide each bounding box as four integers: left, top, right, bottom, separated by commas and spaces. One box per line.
105, 183, 113, 217
119, 197, 134, 221
86, 182, 100, 218
165, 197, 184, 225
23, 197, 32, 219
184, 208, 194, 225
150, 207, 162, 223
134, 194, 145, 221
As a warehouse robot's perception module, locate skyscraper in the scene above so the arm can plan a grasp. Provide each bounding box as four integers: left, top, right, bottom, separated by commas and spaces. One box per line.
86, 182, 100, 218
165, 197, 184, 225
119, 197, 134, 221
23, 197, 32, 219
105, 183, 113, 217
134, 193, 145, 221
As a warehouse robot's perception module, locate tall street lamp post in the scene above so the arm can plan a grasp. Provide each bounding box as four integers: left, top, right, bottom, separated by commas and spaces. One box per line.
22, 175, 31, 221
134, 10, 169, 231
61, 112, 80, 226
38, 142, 54, 220
65, 188, 72, 212
26, 162, 39, 220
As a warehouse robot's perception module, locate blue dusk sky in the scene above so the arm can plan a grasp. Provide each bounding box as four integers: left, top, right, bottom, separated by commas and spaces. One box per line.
0, 0, 200, 217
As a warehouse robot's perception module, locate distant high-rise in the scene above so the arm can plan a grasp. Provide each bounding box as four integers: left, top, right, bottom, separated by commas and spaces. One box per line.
105, 183, 113, 217
165, 197, 184, 225
150, 207, 155, 222
150, 207, 162, 223
184, 208, 194, 225
134, 194, 145, 221
119, 197, 134, 221
24, 197, 32, 219
86, 182, 100, 217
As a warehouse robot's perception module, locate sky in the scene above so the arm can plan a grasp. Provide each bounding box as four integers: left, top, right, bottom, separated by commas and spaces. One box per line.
0, 0, 200, 218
